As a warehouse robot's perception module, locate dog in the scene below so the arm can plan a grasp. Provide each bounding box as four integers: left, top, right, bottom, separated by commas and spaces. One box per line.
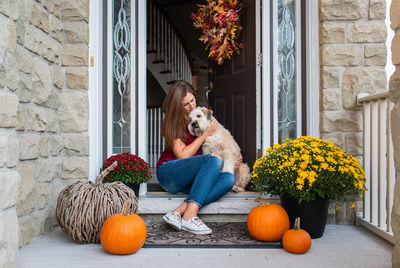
188, 107, 251, 192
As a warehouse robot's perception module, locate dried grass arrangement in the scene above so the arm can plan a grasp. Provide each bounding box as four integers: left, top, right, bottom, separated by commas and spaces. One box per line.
56, 162, 138, 244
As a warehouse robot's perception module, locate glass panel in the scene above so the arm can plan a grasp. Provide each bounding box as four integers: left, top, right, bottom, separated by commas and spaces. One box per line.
277, 0, 297, 143
112, 0, 132, 154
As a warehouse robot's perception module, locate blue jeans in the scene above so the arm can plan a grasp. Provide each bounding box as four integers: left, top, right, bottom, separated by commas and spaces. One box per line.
156, 154, 235, 207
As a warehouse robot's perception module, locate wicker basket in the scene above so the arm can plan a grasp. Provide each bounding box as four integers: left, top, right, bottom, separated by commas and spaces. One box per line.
56, 162, 138, 244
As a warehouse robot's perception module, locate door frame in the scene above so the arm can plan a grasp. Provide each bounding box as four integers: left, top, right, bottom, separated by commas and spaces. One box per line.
88, 0, 319, 186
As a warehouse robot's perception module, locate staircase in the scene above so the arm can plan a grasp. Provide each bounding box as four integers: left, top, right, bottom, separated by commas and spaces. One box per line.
147, 0, 197, 93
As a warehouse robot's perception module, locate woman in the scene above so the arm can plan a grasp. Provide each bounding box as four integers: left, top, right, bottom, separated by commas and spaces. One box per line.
156, 81, 239, 235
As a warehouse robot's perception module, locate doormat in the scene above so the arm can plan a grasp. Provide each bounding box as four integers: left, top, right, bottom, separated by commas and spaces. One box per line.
144, 222, 282, 248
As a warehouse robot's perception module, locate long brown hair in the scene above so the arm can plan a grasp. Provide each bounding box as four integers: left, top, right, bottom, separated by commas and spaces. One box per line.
162, 81, 196, 151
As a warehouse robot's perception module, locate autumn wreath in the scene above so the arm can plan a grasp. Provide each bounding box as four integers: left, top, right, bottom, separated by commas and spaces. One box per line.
191, 0, 243, 65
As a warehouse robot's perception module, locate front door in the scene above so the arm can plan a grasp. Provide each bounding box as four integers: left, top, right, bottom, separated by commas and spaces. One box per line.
208, 0, 257, 167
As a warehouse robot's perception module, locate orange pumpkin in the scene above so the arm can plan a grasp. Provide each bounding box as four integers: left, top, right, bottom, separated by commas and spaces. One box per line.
282, 217, 312, 254
100, 200, 147, 254
247, 197, 290, 242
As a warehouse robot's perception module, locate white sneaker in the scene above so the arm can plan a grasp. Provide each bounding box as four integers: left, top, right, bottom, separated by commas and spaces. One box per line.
181, 217, 212, 235
163, 211, 182, 231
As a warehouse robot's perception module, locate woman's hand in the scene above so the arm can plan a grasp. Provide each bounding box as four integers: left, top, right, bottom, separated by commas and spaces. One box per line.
234, 153, 243, 171
203, 118, 218, 138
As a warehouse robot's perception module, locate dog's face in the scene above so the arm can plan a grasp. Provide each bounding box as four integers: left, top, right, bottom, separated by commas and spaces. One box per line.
188, 107, 213, 136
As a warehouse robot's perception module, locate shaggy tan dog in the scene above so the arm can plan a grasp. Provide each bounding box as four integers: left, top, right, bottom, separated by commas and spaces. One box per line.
188, 107, 251, 192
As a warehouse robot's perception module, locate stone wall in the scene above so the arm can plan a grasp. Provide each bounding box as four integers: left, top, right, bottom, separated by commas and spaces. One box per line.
0, 0, 89, 266
389, 1, 400, 266
319, 0, 388, 223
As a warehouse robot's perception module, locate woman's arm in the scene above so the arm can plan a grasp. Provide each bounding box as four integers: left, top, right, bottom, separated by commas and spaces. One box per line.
172, 119, 218, 159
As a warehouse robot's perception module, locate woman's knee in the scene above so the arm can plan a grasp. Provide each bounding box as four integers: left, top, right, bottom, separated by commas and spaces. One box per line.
211, 153, 223, 160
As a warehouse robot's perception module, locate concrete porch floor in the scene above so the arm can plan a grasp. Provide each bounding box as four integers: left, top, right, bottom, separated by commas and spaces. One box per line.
18, 224, 392, 268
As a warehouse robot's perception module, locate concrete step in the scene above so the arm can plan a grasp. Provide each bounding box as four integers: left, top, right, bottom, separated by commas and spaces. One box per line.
137, 192, 279, 223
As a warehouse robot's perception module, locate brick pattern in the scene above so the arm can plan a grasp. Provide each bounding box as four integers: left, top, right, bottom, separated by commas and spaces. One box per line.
0, 0, 89, 266
319, 0, 387, 224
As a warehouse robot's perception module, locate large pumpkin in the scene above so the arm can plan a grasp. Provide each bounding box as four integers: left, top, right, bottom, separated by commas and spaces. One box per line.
56, 162, 138, 244
247, 197, 290, 242
282, 217, 312, 254
100, 200, 147, 254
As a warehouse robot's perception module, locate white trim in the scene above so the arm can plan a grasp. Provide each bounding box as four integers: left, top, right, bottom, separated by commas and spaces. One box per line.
107, 0, 113, 157
272, 0, 279, 144
255, 0, 261, 153
137, 0, 148, 195
88, 0, 103, 181
130, 1, 137, 156
305, 0, 320, 138
356, 216, 395, 245
261, 0, 271, 153
296, 1, 302, 137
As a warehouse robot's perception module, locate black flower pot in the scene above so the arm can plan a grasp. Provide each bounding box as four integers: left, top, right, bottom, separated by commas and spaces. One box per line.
280, 196, 330, 239
125, 183, 140, 198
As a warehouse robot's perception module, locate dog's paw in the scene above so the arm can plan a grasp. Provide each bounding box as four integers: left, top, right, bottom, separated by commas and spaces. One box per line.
232, 185, 245, 192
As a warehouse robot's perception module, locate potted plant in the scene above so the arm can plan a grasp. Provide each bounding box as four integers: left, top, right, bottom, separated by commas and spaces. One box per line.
101, 152, 151, 198
251, 136, 367, 238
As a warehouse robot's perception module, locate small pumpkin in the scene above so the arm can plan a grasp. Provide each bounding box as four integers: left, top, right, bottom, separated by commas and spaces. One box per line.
247, 197, 290, 242
282, 217, 312, 254
100, 200, 147, 255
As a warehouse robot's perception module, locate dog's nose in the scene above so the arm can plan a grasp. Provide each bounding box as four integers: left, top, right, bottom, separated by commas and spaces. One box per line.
191, 121, 199, 128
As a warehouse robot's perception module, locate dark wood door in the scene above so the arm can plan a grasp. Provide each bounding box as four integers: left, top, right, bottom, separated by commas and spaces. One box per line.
208, 0, 256, 168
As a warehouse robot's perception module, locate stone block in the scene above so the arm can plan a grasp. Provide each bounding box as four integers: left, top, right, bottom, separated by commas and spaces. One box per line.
0, 214, 3, 247
7, 20, 17, 54
49, 14, 63, 42
342, 68, 387, 110
24, 25, 43, 56
32, 58, 52, 107
392, 104, 400, 172
42, 35, 61, 64
40, 133, 49, 157
322, 68, 340, 89
25, 106, 47, 132
16, 162, 35, 204
320, 133, 344, 149
320, 111, 363, 132
16, 105, 25, 131
66, 67, 88, 89
43, 0, 62, 16
321, 46, 362, 66
345, 133, 363, 156
0, 248, 7, 267
59, 92, 88, 132
369, 0, 386, 19
16, 46, 33, 74
389, 68, 400, 103
335, 201, 346, 224
320, 22, 345, 44
6, 67, 19, 92
52, 64, 63, 89
29, 2, 49, 33
320, 0, 368, 21
347, 21, 387, 43
18, 215, 33, 247
0, 171, 21, 209
37, 184, 49, 209
65, 21, 89, 43
62, 158, 89, 179
60, 0, 89, 22
16, 73, 33, 103
0, 93, 19, 128
6, 132, 18, 168
0, 135, 6, 168
47, 110, 58, 132
5, 209, 19, 263
16, 0, 27, 46
64, 135, 89, 156
49, 179, 67, 226
365, 45, 386, 66
61, 45, 88, 66
32, 209, 51, 237
392, 33, 400, 65
17, 190, 35, 216
49, 135, 63, 156
322, 89, 341, 110
35, 159, 61, 182
19, 133, 41, 160
0, 0, 18, 19
390, 0, 400, 31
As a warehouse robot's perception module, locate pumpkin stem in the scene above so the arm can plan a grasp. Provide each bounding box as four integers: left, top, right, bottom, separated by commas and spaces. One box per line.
255, 197, 270, 206
121, 200, 132, 216
294, 217, 301, 230
95, 161, 118, 185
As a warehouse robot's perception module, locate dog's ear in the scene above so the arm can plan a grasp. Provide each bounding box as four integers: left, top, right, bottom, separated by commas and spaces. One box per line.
201, 107, 213, 120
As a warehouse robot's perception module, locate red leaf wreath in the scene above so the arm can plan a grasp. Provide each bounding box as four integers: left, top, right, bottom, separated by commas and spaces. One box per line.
191, 0, 243, 65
